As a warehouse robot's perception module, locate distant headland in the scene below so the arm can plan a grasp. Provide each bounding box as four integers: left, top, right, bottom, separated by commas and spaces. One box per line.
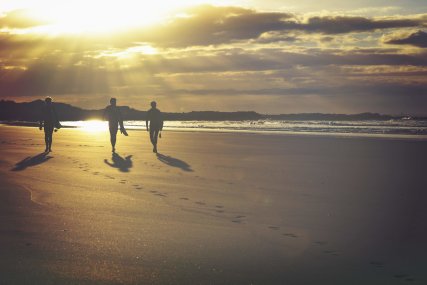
1, 100, 425, 122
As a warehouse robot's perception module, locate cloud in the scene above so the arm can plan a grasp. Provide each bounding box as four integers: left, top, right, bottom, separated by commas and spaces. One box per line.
384, 30, 427, 48
138, 5, 294, 47
0, 9, 49, 28
139, 6, 426, 47
1, 6, 427, 50
0, 61, 110, 96
1, 5, 427, 114
0, 6, 414, 50
2, 47, 427, 97
302, 16, 421, 34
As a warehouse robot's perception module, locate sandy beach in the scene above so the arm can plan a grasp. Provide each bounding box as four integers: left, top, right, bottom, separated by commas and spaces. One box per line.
0, 125, 426, 284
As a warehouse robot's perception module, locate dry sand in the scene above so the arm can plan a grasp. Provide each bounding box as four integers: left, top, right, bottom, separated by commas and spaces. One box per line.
0, 125, 426, 284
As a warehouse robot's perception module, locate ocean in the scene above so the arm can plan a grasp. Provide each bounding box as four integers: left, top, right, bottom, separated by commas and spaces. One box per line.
60, 119, 427, 138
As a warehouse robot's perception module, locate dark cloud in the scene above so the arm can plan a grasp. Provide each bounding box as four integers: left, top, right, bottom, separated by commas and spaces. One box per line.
303, 16, 420, 34
2, 47, 427, 99
138, 6, 426, 47
136, 49, 427, 74
385, 30, 427, 47
0, 62, 110, 96
137, 6, 293, 47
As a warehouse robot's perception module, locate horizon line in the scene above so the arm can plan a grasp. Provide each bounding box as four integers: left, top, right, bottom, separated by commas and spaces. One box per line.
1, 99, 426, 118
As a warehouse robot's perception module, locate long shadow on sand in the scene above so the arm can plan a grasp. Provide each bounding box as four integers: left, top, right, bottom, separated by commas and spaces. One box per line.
12, 152, 53, 171
104, 153, 133, 172
156, 153, 193, 172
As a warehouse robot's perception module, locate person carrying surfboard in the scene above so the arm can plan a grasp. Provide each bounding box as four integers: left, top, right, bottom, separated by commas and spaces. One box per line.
104, 98, 127, 152
39, 96, 61, 152
146, 101, 163, 153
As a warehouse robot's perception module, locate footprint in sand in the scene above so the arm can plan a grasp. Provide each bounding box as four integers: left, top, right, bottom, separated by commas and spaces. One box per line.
323, 250, 340, 256
369, 261, 384, 268
180, 197, 189, 201
149, 190, 167, 197
394, 274, 409, 279
195, 201, 206, 206
394, 274, 416, 282
283, 233, 298, 238
268, 226, 280, 230
92, 172, 100, 175
231, 215, 246, 224
214, 205, 225, 213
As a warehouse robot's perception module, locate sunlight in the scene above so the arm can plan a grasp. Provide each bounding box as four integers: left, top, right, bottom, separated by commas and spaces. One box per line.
7, 0, 237, 34
79, 120, 108, 132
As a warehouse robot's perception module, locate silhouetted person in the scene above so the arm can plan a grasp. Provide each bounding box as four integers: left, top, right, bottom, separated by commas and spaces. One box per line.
39, 96, 60, 152
104, 98, 126, 152
146, 101, 163, 153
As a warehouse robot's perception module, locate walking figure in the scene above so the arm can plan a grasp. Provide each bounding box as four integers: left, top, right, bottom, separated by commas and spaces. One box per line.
104, 98, 127, 152
146, 101, 163, 153
39, 96, 60, 152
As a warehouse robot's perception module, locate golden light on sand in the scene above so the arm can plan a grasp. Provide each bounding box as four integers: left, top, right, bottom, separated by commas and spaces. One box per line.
11, 0, 235, 34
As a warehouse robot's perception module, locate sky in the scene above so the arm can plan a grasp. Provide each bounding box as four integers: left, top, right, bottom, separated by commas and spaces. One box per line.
1, 0, 427, 114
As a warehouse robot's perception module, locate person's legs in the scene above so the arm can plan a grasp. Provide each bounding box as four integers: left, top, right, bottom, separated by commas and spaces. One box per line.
44, 124, 54, 152
109, 127, 118, 152
149, 129, 154, 145
47, 128, 54, 151
150, 128, 160, 152
44, 130, 49, 152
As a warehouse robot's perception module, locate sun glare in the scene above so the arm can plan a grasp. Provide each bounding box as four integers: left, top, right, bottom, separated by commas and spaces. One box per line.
80, 120, 108, 132
6, 0, 238, 34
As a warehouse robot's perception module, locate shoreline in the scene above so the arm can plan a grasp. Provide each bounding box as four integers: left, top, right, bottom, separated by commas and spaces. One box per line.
2, 122, 427, 141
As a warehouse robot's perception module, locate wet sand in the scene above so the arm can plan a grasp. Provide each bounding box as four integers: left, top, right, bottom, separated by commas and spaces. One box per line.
0, 125, 426, 284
